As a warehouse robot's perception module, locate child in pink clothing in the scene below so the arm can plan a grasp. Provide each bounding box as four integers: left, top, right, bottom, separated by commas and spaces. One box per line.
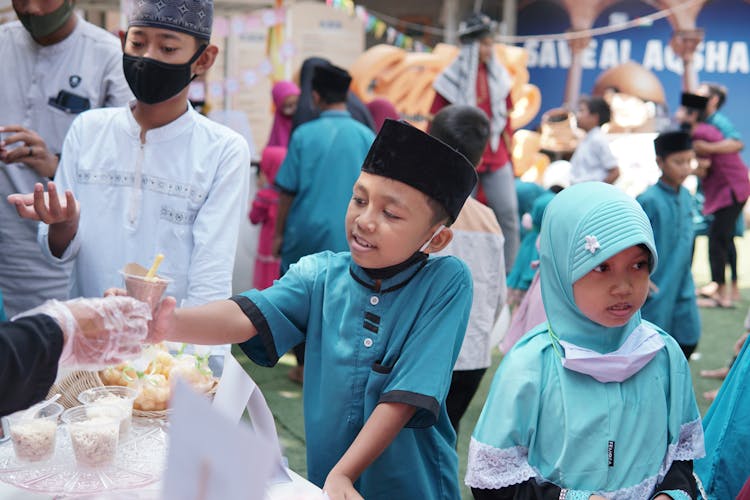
501, 270, 545, 354
267, 81, 300, 148
249, 146, 286, 289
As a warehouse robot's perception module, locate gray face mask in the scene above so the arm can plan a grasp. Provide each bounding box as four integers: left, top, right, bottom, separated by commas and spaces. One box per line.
17, 0, 74, 39
556, 324, 665, 383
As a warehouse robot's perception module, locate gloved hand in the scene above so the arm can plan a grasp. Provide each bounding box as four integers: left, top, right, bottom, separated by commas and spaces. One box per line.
13, 297, 151, 369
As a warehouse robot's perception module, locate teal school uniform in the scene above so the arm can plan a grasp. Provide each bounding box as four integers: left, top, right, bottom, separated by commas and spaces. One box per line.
467, 182, 704, 499
507, 190, 554, 291
233, 251, 472, 499
274, 111, 375, 273
515, 179, 545, 240
469, 323, 702, 498
707, 111, 741, 141
695, 334, 750, 499
637, 181, 701, 347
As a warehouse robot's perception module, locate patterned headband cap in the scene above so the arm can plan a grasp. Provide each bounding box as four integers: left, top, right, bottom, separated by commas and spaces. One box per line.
129, 0, 213, 40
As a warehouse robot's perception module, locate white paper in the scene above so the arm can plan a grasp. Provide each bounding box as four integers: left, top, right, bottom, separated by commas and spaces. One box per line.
212, 354, 291, 482
212, 353, 257, 423
162, 380, 276, 500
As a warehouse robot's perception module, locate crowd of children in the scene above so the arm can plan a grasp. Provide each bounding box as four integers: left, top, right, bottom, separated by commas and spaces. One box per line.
3, 2, 750, 499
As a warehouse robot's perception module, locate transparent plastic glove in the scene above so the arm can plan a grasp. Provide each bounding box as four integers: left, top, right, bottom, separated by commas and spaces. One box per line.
13, 297, 152, 369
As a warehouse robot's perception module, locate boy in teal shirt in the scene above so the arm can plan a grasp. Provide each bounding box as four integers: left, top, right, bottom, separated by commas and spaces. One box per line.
273, 63, 375, 274
637, 131, 701, 358
147, 119, 477, 499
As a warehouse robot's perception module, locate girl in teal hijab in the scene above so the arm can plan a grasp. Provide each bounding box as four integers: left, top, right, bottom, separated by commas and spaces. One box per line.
466, 182, 704, 499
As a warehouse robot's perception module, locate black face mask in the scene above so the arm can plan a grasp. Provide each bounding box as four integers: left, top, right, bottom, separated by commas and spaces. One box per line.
123, 44, 206, 105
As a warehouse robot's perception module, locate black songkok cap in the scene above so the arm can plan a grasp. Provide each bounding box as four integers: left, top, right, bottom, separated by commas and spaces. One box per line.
654, 131, 693, 158
458, 13, 495, 42
312, 63, 352, 96
129, 0, 213, 41
361, 119, 478, 222
681, 92, 709, 112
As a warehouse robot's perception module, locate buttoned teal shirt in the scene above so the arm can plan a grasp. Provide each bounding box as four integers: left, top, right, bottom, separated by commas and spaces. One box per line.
233, 251, 472, 499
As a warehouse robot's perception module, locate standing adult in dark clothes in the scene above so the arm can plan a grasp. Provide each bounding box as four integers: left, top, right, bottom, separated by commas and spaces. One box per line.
292, 57, 375, 132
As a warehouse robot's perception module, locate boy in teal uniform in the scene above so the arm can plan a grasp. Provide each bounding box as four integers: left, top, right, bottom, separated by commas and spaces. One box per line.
637, 131, 701, 358
273, 63, 375, 274
148, 119, 477, 499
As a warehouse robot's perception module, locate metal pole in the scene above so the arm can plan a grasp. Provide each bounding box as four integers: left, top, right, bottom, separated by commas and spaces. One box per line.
502, 0, 516, 36
442, 0, 459, 44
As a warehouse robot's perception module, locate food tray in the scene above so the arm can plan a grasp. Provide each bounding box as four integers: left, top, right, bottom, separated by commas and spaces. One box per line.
48, 370, 218, 420
0, 419, 167, 495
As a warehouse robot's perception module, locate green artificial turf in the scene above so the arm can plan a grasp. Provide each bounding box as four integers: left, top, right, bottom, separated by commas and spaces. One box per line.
237, 235, 749, 499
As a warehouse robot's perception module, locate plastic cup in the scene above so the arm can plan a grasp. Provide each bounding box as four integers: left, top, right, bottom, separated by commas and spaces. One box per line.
119, 271, 171, 311
62, 405, 122, 468
77, 386, 138, 437
7, 402, 63, 463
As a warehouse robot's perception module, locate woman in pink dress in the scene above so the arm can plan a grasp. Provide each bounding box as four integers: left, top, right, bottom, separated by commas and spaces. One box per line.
249, 146, 286, 289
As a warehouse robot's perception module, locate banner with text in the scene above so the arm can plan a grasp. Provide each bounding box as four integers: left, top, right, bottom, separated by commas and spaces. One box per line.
517, 0, 750, 163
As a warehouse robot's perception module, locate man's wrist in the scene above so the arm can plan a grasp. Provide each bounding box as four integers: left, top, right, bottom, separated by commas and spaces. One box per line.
48, 153, 60, 179
48, 219, 78, 257
37, 154, 59, 179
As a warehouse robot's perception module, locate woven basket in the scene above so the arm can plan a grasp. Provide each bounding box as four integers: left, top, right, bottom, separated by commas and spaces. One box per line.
47, 370, 218, 420
47, 370, 104, 409
131, 380, 218, 419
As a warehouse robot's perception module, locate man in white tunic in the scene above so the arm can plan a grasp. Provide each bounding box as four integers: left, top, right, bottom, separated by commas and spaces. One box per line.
8, 0, 250, 364
0, 0, 132, 316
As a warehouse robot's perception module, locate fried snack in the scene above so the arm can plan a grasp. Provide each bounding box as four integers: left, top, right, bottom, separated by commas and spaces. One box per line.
168, 354, 214, 394
133, 374, 170, 411
99, 364, 138, 388
145, 350, 175, 378
98, 347, 215, 412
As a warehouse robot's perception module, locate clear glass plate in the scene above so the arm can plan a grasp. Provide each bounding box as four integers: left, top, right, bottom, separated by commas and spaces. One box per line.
0, 418, 167, 495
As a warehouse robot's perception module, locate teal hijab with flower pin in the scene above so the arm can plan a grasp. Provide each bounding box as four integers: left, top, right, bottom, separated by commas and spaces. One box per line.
466, 181, 704, 497
539, 181, 658, 354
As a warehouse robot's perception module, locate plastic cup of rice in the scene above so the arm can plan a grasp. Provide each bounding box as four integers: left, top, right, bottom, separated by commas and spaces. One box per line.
62, 405, 122, 468
8, 402, 63, 462
78, 386, 137, 437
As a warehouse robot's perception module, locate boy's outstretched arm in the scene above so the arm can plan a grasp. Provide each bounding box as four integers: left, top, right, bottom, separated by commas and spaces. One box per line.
148, 297, 257, 346
323, 402, 417, 500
